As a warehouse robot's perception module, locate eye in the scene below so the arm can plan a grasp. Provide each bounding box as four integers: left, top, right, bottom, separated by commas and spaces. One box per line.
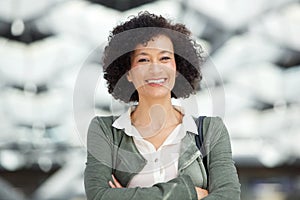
160, 56, 171, 62
138, 58, 149, 63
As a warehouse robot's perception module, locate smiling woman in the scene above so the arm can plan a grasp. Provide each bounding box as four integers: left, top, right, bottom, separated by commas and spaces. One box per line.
103, 12, 202, 103
127, 35, 177, 101
84, 11, 241, 200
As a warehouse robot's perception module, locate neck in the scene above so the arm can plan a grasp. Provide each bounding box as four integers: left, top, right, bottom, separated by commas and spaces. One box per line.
131, 95, 181, 129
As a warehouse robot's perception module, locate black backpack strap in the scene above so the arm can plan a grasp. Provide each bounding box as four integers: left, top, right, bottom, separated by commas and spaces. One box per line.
195, 116, 209, 183
195, 116, 206, 151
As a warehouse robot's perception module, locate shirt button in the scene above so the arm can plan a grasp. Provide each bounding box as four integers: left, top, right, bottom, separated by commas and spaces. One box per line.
154, 158, 158, 163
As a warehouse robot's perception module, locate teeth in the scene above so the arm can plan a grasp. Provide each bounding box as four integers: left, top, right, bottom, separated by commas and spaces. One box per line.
146, 79, 165, 84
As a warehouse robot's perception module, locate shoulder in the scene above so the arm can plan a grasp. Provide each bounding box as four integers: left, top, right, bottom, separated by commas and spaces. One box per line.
91, 115, 118, 122
201, 117, 233, 155
88, 115, 121, 138
202, 116, 229, 140
203, 116, 226, 130
87, 115, 126, 152
90, 115, 120, 127
193, 116, 226, 134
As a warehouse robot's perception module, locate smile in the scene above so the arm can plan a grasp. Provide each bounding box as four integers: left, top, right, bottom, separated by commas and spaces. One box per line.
145, 78, 167, 84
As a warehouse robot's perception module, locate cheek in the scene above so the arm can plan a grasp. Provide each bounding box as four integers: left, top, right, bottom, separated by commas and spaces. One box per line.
170, 60, 176, 70
169, 61, 177, 75
165, 65, 177, 81
128, 66, 147, 82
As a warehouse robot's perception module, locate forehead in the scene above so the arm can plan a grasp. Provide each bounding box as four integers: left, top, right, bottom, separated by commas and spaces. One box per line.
134, 35, 174, 53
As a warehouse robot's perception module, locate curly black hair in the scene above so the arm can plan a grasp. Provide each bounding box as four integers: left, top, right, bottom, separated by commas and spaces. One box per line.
103, 11, 204, 103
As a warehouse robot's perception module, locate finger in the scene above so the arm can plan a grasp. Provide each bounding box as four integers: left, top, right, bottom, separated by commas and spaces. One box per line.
112, 175, 123, 188
195, 187, 209, 199
108, 181, 116, 188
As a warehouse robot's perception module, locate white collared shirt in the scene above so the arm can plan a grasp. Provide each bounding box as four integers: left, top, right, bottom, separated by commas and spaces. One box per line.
112, 106, 198, 188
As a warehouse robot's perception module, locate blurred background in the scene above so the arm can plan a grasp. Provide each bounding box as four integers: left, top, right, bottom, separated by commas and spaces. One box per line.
0, 0, 300, 199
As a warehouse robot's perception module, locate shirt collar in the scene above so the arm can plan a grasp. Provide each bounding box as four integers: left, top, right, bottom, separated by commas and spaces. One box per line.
112, 105, 198, 137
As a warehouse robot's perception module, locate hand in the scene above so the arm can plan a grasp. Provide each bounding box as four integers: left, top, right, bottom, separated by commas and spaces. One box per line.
108, 175, 124, 188
195, 187, 208, 200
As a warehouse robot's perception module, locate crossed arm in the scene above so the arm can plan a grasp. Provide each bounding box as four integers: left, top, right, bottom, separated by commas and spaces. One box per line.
109, 174, 208, 199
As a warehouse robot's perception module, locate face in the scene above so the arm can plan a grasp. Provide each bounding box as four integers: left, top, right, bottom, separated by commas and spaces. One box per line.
127, 35, 176, 101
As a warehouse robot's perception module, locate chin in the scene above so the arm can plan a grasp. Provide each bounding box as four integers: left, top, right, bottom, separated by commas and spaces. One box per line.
138, 85, 174, 100
145, 91, 172, 100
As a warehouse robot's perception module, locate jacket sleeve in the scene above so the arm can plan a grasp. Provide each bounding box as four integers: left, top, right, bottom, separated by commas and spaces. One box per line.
84, 116, 198, 200
202, 117, 241, 200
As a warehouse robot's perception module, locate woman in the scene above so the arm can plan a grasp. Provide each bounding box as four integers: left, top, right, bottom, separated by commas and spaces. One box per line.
84, 12, 240, 200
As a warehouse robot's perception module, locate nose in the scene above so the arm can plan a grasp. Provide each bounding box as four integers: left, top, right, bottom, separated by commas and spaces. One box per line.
148, 63, 163, 74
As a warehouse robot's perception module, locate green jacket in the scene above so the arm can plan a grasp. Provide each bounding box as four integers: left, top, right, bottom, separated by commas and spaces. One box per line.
84, 116, 241, 200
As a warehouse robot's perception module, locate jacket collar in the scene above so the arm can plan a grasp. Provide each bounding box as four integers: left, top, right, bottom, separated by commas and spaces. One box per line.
112, 105, 198, 137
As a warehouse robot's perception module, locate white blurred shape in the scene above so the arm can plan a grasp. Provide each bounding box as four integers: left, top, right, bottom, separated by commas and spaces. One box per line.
283, 66, 300, 103
185, 0, 296, 30
251, 3, 300, 51
0, 97, 17, 144
0, 35, 89, 86
0, 150, 25, 171
223, 84, 256, 116
46, 117, 85, 146
231, 138, 263, 158
37, 0, 121, 46
290, 127, 300, 158
258, 142, 286, 168
225, 109, 261, 138
1, 88, 71, 125
230, 62, 283, 103
11, 18, 25, 36
38, 156, 53, 172
210, 34, 282, 81
0, 0, 62, 21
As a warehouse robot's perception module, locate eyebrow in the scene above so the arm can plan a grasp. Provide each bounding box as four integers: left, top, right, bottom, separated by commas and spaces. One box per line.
133, 50, 173, 58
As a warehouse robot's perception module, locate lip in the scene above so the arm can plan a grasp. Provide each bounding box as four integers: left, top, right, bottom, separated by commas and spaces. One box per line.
145, 78, 167, 86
